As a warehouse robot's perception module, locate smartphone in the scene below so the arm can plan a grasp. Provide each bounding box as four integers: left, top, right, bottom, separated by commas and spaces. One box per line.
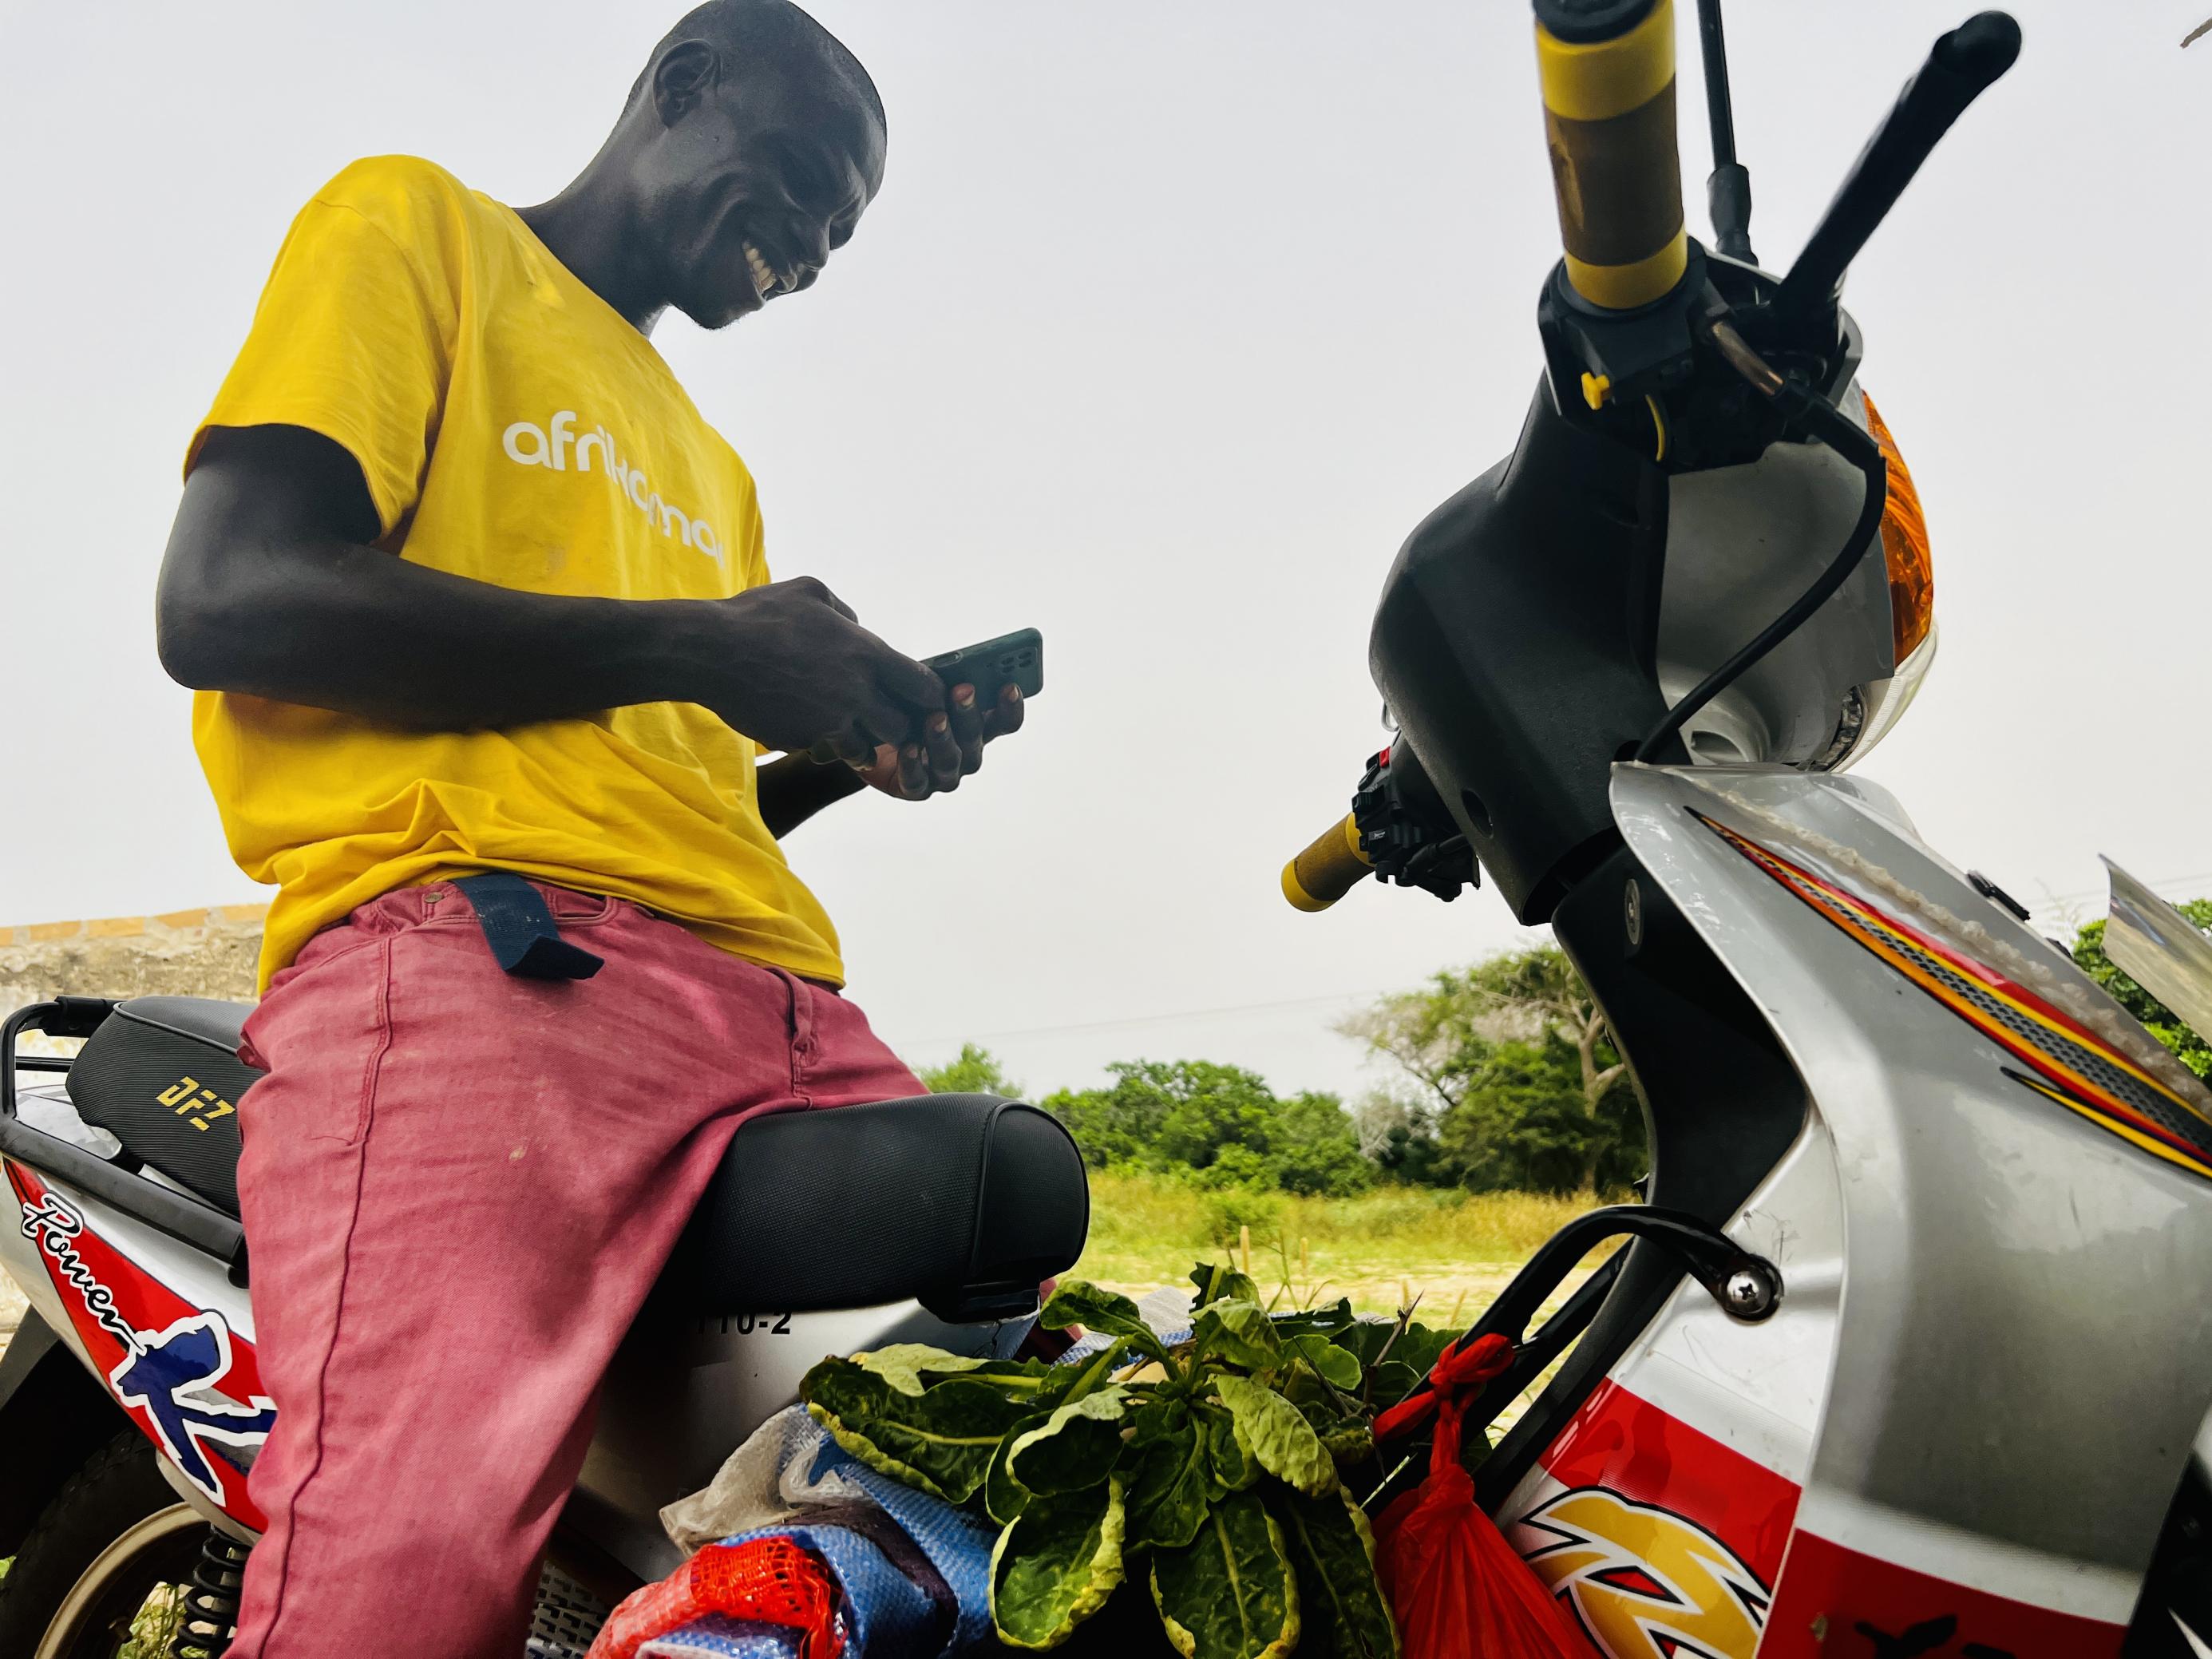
924, 627, 1043, 704
805, 628, 1043, 762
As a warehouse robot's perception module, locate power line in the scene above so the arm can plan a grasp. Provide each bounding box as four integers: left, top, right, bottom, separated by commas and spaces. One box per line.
896, 986, 1391, 1050
897, 868, 2212, 1049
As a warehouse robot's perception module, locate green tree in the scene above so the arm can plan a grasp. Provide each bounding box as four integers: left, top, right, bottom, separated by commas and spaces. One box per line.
919, 1043, 1022, 1097
1264, 1091, 1373, 1197
1038, 1061, 1184, 1170
1341, 944, 1643, 1196
1042, 1059, 1371, 1195
2072, 899, 2212, 1081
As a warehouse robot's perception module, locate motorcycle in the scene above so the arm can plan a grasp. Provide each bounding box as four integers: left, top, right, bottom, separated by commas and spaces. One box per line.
4, 5, 2210, 1658
1278, 1, 2212, 1653
0, 1000, 1090, 1655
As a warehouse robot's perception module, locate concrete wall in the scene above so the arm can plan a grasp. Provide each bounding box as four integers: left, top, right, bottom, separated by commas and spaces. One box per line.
0, 904, 264, 1354
0, 904, 264, 1010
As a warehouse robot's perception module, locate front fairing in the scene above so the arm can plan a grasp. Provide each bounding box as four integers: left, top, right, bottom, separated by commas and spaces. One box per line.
1540, 762, 2212, 1640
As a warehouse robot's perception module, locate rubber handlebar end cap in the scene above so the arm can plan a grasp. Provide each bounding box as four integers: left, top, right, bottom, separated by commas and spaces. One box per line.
1934, 12, 2022, 85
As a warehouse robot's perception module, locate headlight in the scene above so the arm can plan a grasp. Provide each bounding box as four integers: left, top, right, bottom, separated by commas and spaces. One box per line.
1834, 620, 1937, 773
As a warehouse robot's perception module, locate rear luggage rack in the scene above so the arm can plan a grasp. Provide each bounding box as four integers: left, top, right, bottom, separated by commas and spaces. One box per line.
0, 998, 247, 1273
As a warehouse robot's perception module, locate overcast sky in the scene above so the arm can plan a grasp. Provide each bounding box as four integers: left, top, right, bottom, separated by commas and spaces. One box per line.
2, 1, 2208, 1104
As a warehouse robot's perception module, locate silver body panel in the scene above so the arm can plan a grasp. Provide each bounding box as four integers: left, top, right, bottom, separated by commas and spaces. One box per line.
574, 1301, 1034, 1581
1611, 762, 2212, 1616
2105, 856, 2212, 1047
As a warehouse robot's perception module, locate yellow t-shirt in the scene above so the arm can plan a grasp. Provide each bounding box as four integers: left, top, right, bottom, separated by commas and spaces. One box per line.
188, 154, 844, 991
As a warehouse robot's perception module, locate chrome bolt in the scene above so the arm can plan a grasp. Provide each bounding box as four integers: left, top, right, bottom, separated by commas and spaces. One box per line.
1721, 1266, 1779, 1320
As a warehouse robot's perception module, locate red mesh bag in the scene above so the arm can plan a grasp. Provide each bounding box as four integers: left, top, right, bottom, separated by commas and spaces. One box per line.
1370, 1332, 1597, 1659
586, 1534, 845, 1659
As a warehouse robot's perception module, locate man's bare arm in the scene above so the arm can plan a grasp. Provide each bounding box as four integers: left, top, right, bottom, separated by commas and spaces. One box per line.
156, 425, 944, 751
754, 750, 868, 838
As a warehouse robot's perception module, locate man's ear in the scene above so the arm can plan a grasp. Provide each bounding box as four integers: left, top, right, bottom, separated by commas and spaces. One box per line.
650, 39, 720, 125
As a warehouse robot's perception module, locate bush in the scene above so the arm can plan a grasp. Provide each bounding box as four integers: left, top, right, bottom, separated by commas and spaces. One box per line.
1198, 1184, 1286, 1250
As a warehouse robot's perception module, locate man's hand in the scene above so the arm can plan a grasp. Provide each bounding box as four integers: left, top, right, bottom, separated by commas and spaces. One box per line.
698, 577, 945, 756
849, 679, 1027, 800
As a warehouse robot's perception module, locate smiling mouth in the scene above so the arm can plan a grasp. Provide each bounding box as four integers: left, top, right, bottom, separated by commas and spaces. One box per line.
743, 240, 799, 299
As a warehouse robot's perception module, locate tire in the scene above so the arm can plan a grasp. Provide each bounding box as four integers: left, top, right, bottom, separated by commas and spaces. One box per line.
0, 1429, 214, 1658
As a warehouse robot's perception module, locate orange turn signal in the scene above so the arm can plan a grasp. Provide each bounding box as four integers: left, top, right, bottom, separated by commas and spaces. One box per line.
1859, 394, 1933, 663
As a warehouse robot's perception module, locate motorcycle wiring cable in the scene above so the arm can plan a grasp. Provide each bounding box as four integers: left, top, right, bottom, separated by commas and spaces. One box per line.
1632, 319, 1887, 763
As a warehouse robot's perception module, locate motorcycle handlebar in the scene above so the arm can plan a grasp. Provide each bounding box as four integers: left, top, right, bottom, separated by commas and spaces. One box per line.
1771, 11, 2020, 332
1534, 0, 1688, 311
1281, 814, 1373, 913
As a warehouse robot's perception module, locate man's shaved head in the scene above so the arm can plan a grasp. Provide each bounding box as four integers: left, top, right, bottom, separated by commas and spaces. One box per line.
586, 0, 888, 331
629, 0, 884, 133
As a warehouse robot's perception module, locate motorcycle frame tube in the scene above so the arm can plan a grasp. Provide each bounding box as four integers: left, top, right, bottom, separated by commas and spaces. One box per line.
1474, 830, 1810, 1513
1596, 762, 2212, 1630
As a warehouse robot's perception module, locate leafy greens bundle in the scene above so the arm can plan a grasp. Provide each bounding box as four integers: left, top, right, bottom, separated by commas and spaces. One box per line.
797, 1262, 1473, 1659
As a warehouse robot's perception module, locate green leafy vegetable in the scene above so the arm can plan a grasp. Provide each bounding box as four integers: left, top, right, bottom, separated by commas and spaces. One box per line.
851, 1344, 996, 1396
1215, 1376, 1337, 1498
1058, 1336, 1133, 1404
1272, 1299, 1358, 1340
1189, 1261, 1265, 1311
1151, 1490, 1301, 1659
1385, 1324, 1462, 1382
1365, 1360, 1422, 1411
1041, 1283, 1172, 1367
1283, 1333, 1362, 1392
1200, 1401, 1260, 1493
986, 1410, 1050, 1526
1272, 1486, 1399, 1659
798, 1266, 1429, 1654
1321, 1426, 1374, 1468
1007, 1387, 1130, 1495
991, 1479, 1127, 1649
1125, 1399, 1215, 1550
1194, 1300, 1281, 1371
801, 1358, 1026, 1503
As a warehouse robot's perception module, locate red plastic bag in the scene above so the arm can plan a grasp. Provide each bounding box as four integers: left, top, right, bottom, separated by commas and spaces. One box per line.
586, 1534, 844, 1659
1371, 1332, 1597, 1659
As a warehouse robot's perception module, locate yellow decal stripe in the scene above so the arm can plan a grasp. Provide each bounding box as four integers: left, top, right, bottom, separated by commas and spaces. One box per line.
1706, 817, 2212, 1174
1536, 0, 1676, 122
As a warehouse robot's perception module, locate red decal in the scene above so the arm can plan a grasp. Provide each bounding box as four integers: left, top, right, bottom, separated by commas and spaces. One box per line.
1533, 1380, 1799, 1584
7, 1162, 270, 1530
1762, 1531, 2126, 1659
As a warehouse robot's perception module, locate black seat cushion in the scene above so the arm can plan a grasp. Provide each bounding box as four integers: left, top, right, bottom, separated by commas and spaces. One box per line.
66, 997, 260, 1216
63, 1000, 1091, 1323
661, 1094, 1090, 1322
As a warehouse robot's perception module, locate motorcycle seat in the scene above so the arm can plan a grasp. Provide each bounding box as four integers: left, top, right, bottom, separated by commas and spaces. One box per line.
61, 996, 1090, 1323
66, 996, 256, 1214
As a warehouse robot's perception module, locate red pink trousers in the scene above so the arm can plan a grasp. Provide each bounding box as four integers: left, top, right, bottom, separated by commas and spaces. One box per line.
223, 880, 921, 1657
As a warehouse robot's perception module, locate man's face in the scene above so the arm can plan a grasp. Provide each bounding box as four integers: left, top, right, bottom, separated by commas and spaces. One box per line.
639, 53, 886, 330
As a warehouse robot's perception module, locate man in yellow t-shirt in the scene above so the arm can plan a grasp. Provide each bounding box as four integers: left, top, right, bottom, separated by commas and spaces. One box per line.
152, 4, 1024, 1652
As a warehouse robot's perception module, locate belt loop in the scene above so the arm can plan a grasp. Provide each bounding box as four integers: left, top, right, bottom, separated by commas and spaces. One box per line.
452, 874, 604, 980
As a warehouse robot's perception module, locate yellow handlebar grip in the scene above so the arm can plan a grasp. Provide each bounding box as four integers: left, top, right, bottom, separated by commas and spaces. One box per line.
1535, 0, 1688, 311
1282, 814, 1374, 913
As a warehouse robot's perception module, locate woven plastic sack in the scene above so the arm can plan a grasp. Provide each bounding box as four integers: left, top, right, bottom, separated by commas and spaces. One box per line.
587, 1536, 842, 1659
1371, 1332, 1597, 1659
